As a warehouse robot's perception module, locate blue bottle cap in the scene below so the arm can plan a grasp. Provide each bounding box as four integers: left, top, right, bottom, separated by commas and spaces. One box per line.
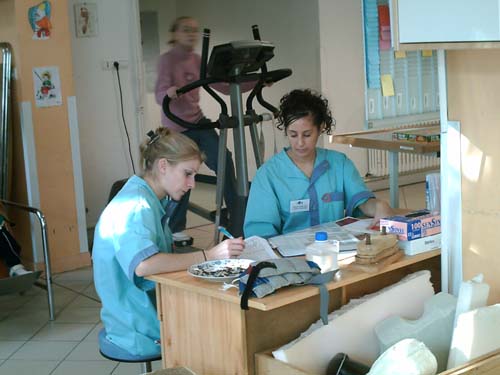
315, 231, 328, 241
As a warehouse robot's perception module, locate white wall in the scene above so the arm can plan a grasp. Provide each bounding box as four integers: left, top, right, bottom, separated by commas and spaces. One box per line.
68, 0, 143, 226
69, 0, 367, 227
319, 0, 368, 173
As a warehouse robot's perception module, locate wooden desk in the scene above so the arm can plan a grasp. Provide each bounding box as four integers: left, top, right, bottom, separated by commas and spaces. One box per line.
331, 124, 440, 208
148, 250, 440, 375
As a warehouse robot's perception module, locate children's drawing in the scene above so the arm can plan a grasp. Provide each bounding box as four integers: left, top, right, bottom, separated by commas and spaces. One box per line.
33, 66, 62, 107
74, 3, 99, 38
28, 1, 53, 40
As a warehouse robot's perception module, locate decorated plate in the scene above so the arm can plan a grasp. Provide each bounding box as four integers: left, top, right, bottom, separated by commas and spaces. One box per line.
187, 259, 253, 282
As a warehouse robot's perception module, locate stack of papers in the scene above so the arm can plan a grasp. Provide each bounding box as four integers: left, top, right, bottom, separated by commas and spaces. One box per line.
268, 221, 373, 258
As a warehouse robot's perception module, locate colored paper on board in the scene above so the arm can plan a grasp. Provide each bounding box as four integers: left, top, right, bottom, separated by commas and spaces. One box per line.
381, 74, 395, 97
395, 50, 406, 59
422, 50, 433, 57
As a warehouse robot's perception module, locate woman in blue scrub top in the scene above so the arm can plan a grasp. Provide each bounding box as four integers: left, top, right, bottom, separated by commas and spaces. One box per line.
244, 89, 396, 239
93, 128, 244, 357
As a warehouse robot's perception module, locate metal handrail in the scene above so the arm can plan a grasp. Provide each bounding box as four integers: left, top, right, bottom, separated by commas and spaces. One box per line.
0, 43, 12, 199
1, 199, 55, 320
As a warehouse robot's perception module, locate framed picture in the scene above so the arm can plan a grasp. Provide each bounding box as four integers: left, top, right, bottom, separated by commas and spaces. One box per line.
74, 2, 98, 38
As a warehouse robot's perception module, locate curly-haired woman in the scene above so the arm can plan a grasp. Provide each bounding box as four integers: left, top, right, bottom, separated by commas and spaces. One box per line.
244, 89, 396, 238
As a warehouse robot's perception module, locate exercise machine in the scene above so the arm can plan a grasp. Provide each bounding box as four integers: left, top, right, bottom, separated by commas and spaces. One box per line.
162, 25, 291, 242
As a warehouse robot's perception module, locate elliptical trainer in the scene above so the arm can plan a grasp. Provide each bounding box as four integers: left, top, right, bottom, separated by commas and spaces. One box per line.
162, 25, 291, 242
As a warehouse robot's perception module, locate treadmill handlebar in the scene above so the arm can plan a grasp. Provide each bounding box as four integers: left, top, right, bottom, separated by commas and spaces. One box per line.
162, 68, 291, 129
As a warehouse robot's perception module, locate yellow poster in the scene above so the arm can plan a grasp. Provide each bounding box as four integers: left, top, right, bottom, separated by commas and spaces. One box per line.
422, 50, 433, 57
381, 74, 395, 97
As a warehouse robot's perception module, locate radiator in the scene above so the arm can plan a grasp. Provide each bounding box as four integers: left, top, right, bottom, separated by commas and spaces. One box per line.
368, 149, 440, 176
367, 122, 440, 177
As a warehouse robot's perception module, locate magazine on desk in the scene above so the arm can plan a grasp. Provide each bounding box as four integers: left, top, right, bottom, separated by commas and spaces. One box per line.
268, 219, 378, 258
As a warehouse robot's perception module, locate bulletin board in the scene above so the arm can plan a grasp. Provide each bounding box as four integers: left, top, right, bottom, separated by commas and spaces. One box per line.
363, 0, 439, 126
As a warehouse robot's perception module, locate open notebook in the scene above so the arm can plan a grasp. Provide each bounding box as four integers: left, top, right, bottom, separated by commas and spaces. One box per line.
237, 235, 279, 261
268, 221, 364, 258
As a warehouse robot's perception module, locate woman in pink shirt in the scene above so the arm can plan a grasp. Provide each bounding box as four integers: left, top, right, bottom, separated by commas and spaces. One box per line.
155, 16, 248, 243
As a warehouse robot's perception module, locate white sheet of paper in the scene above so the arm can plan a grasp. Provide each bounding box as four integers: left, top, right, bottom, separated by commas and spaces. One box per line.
269, 222, 360, 257
239, 236, 279, 261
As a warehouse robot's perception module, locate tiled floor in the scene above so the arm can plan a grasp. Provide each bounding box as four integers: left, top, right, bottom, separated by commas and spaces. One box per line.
0, 182, 426, 374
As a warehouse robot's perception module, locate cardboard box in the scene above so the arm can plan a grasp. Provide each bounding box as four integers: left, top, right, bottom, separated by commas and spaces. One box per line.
380, 210, 441, 241
398, 233, 441, 256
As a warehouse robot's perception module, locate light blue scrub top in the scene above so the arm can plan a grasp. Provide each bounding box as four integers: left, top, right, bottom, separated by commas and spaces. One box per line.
92, 175, 174, 356
244, 148, 375, 238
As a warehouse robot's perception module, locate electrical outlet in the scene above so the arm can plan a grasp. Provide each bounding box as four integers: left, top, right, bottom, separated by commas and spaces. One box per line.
102, 59, 129, 70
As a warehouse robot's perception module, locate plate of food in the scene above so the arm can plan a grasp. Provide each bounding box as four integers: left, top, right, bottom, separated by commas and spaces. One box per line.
187, 258, 253, 282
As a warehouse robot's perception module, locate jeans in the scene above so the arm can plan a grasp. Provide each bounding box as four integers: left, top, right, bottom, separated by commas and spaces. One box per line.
168, 127, 237, 233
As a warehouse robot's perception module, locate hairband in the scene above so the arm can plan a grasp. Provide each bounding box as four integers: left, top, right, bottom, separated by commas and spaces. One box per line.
147, 130, 160, 146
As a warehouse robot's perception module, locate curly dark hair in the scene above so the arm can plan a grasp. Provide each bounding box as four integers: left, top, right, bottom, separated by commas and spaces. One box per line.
276, 89, 336, 134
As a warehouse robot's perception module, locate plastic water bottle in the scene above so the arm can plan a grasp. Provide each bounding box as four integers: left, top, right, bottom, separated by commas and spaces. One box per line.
305, 231, 339, 273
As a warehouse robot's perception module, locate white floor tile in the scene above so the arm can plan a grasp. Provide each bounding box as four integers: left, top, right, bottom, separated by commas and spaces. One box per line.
56, 307, 101, 324
66, 294, 101, 309
65, 341, 107, 361
10, 340, 78, 361
31, 323, 95, 342
0, 359, 58, 375
82, 283, 100, 301
51, 360, 117, 375
54, 267, 93, 282
83, 323, 103, 343
0, 320, 46, 341
0, 341, 25, 360
6, 306, 54, 324
0, 292, 37, 313
22, 286, 78, 311
53, 279, 93, 293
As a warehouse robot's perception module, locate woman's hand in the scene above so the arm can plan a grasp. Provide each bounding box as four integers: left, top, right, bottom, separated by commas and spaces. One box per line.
166, 86, 179, 99
206, 237, 245, 260
371, 200, 396, 226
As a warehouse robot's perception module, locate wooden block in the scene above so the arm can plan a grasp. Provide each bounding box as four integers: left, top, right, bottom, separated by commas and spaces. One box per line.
349, 250, 405, 274
355, 245, 400, 265
357, 234, 398, 256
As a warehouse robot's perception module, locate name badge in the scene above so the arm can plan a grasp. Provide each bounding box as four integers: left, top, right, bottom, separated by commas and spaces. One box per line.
290, 199, 310, 213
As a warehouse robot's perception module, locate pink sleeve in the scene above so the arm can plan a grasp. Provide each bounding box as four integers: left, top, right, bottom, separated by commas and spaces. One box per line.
154, 53, 173, 105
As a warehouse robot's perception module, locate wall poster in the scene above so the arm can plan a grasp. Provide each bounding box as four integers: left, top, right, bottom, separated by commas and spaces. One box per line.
74, 2, 99, 38
28, 1, 52, 40
33, 66, 62, 107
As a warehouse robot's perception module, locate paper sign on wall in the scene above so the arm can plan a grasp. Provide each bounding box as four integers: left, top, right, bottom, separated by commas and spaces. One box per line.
33, 66, 62, 107
381, 74, 395, 97
28, 1, 52, 40
74, 2, 99, 38
422, 50, 433, 57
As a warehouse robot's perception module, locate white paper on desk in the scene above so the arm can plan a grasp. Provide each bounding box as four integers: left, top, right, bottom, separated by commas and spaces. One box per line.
238, 236, 278, 261
269, 222, 361, 257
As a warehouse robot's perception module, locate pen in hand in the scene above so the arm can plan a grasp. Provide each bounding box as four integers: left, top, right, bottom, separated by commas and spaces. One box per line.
217, 226, 234, 239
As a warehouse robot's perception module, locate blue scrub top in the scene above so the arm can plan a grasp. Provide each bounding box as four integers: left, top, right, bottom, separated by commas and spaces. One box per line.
244, 148, 375, 238
92, 175, 174, 356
